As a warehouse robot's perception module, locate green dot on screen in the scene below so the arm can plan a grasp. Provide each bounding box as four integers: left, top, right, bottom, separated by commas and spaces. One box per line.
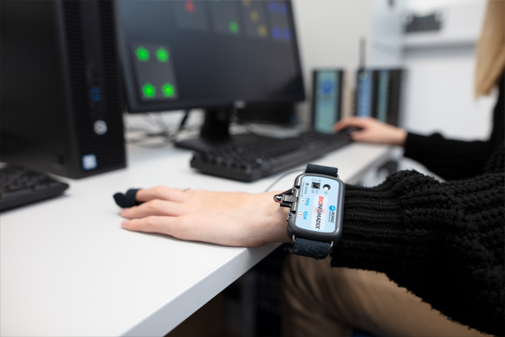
136, 46, 149, 62
162, 83, 175, 97
142, 83, 156, 98
156, 48, 169, 62
229, 21, 239, 34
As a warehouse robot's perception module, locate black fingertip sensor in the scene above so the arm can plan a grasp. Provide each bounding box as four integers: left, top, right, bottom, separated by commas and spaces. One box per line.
113, 192, 129, 208
113, 188, 142, 208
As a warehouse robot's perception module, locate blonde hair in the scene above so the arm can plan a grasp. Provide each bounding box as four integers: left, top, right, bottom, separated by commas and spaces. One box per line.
475, 0, 505, 97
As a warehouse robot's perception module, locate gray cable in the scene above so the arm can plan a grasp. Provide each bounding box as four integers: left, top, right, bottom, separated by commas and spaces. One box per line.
264, 167, 304, 192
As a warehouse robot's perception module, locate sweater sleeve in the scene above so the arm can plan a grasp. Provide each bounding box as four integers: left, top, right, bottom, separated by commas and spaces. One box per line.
403, 132, 497, 181
333, 169, 504, 336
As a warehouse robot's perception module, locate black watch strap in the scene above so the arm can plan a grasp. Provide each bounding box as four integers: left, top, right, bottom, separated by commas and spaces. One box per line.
290, 238, 331, 260
305, 163, 338, 177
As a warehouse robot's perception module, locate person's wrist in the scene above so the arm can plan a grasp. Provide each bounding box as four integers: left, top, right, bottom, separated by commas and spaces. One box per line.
391, 128, 407, 146
261, 191, 291, 244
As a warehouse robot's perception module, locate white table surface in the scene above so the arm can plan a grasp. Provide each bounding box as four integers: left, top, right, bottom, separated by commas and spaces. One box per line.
1, 142, 393, 337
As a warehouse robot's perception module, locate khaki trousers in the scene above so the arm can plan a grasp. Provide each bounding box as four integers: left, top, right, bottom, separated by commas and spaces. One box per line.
281, 255, 489, 337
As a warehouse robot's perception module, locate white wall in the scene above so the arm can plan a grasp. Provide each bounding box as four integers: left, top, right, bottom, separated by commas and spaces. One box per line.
401, 0, 497, 141
368, 0, 404, 67
402, 46, 497, 140
292, 0, 373, 87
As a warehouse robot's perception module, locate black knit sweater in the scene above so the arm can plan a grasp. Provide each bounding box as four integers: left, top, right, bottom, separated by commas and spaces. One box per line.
333, 75, 504, 335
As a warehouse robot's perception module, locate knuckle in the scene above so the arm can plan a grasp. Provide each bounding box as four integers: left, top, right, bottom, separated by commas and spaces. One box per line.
154, 185, 168, 193
145, 216, 158, 228
145, 199, 161, 211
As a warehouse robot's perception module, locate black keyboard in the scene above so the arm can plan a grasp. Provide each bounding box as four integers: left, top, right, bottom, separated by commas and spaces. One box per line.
190, 130, 353, 182
0, 165, 69, 212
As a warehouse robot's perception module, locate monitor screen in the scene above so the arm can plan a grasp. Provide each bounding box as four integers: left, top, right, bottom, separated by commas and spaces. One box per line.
312, 70, 343, 134
115, 0, 305, 113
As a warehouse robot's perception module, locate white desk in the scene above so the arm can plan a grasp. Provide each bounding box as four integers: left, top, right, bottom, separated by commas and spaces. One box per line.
1, 143, 393, 337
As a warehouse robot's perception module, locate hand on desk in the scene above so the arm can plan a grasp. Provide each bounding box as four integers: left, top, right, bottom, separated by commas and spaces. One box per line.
335, 117, 407, 146
120, 186, 291, 247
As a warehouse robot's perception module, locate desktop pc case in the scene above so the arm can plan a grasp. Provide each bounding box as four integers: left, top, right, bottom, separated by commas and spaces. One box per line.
1, 0, 126, 179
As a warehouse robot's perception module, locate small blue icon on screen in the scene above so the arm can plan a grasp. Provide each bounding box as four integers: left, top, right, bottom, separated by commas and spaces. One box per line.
329, 205, 336, 211
303, 211, 308, 220
268, 1, 276, 13
321, 80, 333, 95
283, 28, 291, 41
278, 3, 287, 15
305, 198, 310, 206
272, 27, 281, 39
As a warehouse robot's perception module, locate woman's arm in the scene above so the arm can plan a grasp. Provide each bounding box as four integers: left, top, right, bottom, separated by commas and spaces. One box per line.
335, 117, 503, 180
120, 187, 291, 247
334, 169, 504, 336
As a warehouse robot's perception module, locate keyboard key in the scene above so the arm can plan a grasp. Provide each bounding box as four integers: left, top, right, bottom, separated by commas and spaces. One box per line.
2, 188, 32, 198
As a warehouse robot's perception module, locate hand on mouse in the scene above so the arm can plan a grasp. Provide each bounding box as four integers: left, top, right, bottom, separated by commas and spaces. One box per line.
334, 117, 407, 146
120, 186, 291, 247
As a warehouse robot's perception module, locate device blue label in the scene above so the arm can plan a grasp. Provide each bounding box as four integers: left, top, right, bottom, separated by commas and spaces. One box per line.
295, 176, 340, 233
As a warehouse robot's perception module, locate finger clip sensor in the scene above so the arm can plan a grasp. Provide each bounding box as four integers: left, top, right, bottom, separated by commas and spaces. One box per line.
113, 188, 142, 208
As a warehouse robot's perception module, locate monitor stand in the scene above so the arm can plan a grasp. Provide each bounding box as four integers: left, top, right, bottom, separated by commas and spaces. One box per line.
174, 108, 257, 152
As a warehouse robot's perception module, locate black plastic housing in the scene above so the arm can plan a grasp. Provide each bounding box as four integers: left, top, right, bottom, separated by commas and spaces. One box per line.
0, 0, 126, 179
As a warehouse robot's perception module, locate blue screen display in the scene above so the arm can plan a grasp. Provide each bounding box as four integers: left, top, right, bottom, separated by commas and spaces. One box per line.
314, 70, 339, 134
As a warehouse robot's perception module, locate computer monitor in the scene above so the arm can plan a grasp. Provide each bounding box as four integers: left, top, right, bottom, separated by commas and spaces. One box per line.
115, 0, 305, 151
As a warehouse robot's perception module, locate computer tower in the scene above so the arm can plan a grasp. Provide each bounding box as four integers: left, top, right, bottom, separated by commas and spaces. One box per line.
1, 0, 126, 179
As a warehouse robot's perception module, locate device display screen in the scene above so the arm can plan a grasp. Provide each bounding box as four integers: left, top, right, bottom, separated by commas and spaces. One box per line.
115, 0, 305, 112
314, 70, 339, 134
294, 176, 340, 233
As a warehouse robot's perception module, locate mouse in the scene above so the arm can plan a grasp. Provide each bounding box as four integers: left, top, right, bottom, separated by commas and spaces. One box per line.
113, 188, 143, 208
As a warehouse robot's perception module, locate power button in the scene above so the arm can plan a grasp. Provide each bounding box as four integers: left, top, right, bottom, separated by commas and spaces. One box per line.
94, 120, 107, 135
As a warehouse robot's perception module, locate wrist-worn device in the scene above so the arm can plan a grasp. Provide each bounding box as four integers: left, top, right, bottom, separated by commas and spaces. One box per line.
275, 164, 344, 260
